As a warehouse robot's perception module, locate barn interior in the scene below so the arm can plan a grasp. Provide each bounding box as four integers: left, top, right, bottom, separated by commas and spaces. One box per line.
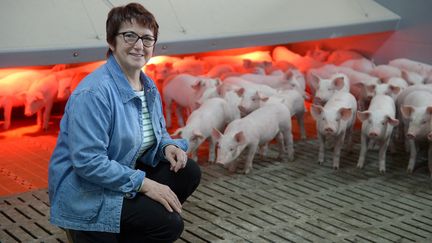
1, 0, 432, 242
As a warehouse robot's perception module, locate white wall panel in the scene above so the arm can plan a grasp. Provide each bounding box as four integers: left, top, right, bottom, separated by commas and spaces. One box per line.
0, 0, 400, 67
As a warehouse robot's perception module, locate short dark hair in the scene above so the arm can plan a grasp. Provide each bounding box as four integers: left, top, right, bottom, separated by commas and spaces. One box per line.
106, 2, 159, 57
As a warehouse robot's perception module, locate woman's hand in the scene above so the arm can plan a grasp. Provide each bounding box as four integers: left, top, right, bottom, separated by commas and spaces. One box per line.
140, 177, 182, 213
164, 145, 188, 173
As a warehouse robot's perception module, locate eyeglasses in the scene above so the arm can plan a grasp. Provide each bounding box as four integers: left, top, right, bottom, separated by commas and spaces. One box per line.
117, 31, 156, 47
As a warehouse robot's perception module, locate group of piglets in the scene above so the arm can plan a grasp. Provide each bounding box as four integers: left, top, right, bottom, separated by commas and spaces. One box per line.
2, 46, 432, 178
163, 49, 310, 174
308, 57, 432, 175
0, 62, 101, 130
160, 46, 432, 176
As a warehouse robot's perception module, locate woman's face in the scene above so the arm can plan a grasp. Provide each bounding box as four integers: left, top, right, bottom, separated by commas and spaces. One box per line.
109, 19, 154, 72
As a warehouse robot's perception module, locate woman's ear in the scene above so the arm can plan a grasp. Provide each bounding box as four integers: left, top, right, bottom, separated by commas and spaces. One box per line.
108, 42, 115, 53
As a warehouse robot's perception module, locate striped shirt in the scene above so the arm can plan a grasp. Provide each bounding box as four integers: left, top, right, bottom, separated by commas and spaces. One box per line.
135, 90, 156, 158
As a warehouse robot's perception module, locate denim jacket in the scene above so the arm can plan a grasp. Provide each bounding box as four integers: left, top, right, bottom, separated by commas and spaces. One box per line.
48, 55, 187, 233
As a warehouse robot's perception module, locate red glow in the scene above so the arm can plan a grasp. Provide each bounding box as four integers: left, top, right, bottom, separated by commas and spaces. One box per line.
0, 31, 395, 196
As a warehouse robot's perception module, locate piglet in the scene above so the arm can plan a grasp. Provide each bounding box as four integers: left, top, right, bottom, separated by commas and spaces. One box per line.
24, 72, 59, 130
400, 90, 432, 174
370, 64, 402, 80
340, 57, 375, 74
172, 95, 241, 162
0, 70, 46, 129
310, 73, 350, 105
163, 73, 220, 127
239, 89, 307, 139
311, 91, 357, 169
389, 58, 432, 78
223, 77, 277, 115
357, 95, 399, 172
212, 102, 294, 174
326, 50, 364, 65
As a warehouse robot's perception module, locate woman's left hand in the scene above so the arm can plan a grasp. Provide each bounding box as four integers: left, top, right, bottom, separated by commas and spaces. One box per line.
164, 145, 188, 173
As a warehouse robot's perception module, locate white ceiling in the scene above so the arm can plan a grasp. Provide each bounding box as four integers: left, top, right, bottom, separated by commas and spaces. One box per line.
0, 0, 400, 67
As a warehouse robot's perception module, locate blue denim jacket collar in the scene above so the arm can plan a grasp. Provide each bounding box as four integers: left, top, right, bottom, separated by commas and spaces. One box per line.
106, 55, 158, 112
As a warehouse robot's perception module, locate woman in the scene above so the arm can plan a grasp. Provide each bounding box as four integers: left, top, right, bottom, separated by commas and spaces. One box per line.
48, 3, 201, 242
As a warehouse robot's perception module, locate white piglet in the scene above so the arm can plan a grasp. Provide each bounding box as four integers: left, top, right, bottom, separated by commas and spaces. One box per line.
24, 73, 60, 130
311, 91, 357, 169
163, 73, 220, 127
172, 95, 241, 162
340, 57, 375, 74
243, 89, 307, 139
212, 103, 294, 174
0, 70, 45, 129
357, 95, 399, 172
400, 90, 432, 174
310, 73, 350, 105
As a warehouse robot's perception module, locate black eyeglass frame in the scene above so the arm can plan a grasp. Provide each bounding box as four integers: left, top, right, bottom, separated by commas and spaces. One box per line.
117, 31, 156, 48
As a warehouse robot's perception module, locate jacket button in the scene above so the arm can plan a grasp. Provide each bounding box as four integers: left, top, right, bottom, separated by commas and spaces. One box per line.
125, 193, 132, 198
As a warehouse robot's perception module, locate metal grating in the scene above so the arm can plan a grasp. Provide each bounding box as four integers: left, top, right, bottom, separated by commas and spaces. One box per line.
1, 137, 432, 242
0, 190, 66, 242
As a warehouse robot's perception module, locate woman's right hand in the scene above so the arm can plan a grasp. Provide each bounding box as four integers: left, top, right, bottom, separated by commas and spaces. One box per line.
140, 178, 182, 213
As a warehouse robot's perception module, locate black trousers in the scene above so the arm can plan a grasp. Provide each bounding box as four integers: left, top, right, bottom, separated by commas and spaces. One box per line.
68, 158, 201, 243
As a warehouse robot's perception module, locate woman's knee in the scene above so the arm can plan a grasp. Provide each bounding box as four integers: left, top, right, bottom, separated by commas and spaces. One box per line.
163, 213, 184, 241
185, 158, 201, 184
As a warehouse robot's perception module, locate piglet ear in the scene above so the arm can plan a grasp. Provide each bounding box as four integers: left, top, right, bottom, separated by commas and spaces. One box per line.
284, 69, 293, 80
354, 82, 365, 89
211, 128, 223, 141
339, 108, 352, 121
238, 105, 248, 115
261, 96, 269, 102
234, 131, 246, 145
388, 85, 401, 95
379, 77, 389, 84
332, 76, 346, 90
309, 72, 321, 90
366, 84, 376, 94
310, 104, 323, 120
386, 116, 400, 126
191, 80, 204, 91
236, 87, 245, 97
400, 105, 414, 119
254, 91, 268, 102
192, 130, 205, 141
401, 70, 410, 82
216, 84, 227, 96
171, 128, 183, 137
195, 101, 201, 109
357, 111, 370, 122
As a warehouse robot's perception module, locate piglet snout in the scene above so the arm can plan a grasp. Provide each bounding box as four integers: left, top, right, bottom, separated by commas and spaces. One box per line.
368, 132, 378, 138
406, 133, 415, 139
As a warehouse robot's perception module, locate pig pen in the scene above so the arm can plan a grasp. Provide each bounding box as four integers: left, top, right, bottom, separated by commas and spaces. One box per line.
2, 45, 432, 243
1, 110, 432, 242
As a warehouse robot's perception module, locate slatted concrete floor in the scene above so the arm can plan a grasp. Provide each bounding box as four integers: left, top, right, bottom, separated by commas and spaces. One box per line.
1, 138, 432, 242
